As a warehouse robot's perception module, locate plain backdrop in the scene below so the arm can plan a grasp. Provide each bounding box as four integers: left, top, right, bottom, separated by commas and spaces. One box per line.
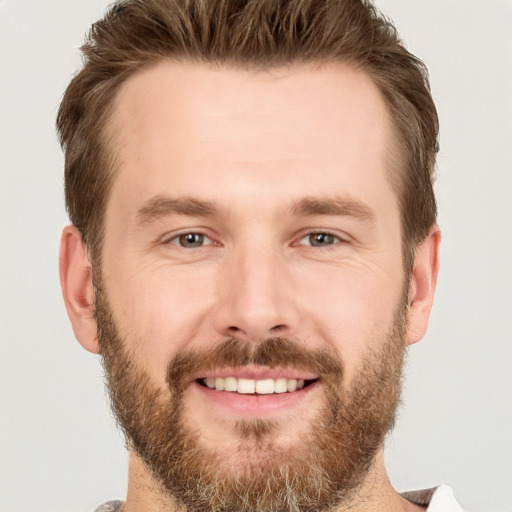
1, 1, 511, 511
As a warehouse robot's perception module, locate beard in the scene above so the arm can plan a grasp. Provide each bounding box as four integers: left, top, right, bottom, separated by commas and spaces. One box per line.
94, 282, 407, 512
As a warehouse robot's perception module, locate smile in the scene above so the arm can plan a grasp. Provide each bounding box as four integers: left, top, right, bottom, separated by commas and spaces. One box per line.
192, 368, 321, 416
200, 377, 312, 394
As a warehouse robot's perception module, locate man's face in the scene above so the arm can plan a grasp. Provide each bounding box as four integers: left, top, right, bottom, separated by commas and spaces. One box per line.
97, 61, 408, 510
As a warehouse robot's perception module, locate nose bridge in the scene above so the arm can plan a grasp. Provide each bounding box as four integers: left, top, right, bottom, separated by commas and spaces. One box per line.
213, 239, 298, 342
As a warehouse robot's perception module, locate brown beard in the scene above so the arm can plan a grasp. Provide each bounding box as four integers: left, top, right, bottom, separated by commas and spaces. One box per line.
95, 283, 407, 512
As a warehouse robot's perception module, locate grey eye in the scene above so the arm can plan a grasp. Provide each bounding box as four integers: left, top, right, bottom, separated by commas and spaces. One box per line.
303, 233, 338, 247
177, 233, 207, 248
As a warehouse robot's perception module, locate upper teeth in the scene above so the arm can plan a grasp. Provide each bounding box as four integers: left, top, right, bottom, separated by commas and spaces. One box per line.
204, 377, 306, 394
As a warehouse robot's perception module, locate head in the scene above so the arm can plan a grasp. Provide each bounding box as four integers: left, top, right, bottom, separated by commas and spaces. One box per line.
58, 1, 440, 511
57, 0, 438, 273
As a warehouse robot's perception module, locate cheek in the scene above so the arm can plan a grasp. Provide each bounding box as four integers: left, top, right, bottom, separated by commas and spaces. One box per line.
102, 258, 216, 384
293, 259, 404, 363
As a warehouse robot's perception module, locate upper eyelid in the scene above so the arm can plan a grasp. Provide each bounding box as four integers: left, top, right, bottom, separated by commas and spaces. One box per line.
170, 232, 211, 242
296, 229, 350, 243
298, 235, 340, 247
163, 232, 217, 250
160, 228, 214, 243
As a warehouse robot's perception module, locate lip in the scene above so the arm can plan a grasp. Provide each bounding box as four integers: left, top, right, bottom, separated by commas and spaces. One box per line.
191, 378, 320, 417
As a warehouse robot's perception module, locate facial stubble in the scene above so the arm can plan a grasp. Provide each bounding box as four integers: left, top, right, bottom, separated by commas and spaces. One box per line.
95, 283, 407, 512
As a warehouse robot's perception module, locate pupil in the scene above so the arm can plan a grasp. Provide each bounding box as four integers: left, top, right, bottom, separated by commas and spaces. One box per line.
180, 233, 203, 247
311, 233, 333, 246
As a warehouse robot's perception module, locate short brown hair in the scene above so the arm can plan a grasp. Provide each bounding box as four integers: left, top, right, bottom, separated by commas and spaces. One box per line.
57, 0, 438, 270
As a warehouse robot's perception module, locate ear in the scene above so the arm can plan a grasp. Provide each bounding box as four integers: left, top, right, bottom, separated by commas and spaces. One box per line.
405, 227, 441, 346
59, 225, 99, 354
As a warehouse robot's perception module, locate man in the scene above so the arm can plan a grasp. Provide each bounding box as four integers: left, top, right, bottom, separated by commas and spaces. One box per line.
57, 0, 464, 511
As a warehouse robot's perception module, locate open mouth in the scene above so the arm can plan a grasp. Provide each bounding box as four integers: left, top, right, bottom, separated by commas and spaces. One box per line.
197, 377, 317, 395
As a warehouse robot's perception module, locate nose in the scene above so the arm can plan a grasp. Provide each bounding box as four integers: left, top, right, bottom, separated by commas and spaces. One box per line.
212, 244, 300, 343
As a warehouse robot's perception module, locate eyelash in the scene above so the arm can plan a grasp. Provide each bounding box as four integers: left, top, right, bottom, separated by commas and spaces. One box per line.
165, 232, 215, 248
297, 232, 344, 248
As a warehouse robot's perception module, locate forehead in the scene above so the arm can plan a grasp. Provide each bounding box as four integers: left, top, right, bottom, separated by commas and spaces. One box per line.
106, 60, 400, 219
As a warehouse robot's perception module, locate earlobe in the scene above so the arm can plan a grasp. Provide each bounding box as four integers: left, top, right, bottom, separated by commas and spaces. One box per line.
59, 226, 100, 354
405, 227, 441, 346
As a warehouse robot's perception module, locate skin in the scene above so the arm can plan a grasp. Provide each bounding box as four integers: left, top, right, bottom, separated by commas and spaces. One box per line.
60, 61, 440, 512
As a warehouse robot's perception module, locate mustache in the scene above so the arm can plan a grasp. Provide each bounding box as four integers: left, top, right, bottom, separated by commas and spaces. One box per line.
166, 337, 344, 393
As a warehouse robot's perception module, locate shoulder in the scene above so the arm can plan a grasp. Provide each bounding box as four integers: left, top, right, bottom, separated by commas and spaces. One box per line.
91, 500, 124, 512
402, 485, 466, 511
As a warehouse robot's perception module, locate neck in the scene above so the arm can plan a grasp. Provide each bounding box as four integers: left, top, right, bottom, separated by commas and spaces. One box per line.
122, 451, 425, 512
336, 452, 426, 512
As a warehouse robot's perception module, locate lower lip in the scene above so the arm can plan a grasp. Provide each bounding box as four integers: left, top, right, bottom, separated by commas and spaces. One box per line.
191, 380, 319, 417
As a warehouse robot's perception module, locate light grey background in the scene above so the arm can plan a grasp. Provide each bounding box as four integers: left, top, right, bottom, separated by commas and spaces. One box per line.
1, 1, 511, 511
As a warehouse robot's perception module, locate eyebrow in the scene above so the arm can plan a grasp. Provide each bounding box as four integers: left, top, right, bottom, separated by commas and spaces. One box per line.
292, 197, 375, 222
135, 194, 375, 227
136, 196, 220, 226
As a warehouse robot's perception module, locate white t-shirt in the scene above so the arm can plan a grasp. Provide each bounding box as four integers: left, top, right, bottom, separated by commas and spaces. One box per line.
428, 485, 466, 511
93, 485, 466, 511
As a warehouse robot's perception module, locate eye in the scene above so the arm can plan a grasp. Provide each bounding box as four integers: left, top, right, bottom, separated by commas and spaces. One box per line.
299, 232, 341, 247
168, 232, 213, 248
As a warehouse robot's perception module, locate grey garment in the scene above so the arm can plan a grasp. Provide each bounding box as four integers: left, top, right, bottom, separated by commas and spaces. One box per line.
402, 487, 438, 506
93, 500, 123, 512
